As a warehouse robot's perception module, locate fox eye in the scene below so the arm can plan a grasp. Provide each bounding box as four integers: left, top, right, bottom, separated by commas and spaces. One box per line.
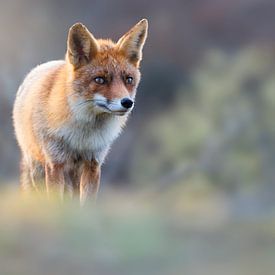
94, 76, 106, 84
125, 76, 134, 85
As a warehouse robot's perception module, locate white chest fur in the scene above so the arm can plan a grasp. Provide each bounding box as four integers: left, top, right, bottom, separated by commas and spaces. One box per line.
52, 114, 124, 162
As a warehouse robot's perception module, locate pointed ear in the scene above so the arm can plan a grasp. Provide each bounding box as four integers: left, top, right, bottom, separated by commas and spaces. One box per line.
66, 23, 99, 68
117, 19, 148, 67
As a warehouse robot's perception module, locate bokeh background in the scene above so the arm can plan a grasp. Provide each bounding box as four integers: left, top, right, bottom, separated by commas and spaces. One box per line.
1, 0, 275, 274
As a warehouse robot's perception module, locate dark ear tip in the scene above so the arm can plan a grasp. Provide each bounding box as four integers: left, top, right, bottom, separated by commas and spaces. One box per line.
138, 18, 148, 27
69, 22, 87, 32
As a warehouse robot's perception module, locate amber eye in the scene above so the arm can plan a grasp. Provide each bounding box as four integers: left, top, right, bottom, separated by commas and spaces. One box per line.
125, 76, 134, 85
94, 76, 106, 84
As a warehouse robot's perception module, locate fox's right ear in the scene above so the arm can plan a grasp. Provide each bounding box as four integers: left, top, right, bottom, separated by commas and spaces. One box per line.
66, 23, 99, 68
117, 19, 148, 67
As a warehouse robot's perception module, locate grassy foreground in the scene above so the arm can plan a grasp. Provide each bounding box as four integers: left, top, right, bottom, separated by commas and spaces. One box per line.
0, 186, 275, 275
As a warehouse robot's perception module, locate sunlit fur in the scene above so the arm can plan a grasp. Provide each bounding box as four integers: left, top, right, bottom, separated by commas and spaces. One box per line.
13, 19, 148, 204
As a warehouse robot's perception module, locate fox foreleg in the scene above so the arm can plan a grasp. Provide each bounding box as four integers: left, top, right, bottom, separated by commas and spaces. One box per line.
80, 159, 101, 206
45, 163, 65, 200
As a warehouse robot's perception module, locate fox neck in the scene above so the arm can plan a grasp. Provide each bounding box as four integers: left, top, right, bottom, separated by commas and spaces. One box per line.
52, 107, 127, 164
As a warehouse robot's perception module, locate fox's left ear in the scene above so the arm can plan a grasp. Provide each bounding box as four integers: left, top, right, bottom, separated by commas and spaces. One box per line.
117, 19, 148, 67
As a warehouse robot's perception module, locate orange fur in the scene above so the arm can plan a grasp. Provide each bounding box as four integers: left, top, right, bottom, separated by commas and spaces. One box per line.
13, 19, 148, 204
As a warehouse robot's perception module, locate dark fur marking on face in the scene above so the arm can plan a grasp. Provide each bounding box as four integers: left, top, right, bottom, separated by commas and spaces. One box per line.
129, 52, 138, 62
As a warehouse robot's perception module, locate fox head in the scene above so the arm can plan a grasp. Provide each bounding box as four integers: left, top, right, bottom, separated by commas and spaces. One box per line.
65, 19, 148, 118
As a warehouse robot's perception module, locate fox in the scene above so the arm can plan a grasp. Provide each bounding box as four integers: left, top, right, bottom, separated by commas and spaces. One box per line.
13, 19, 148, 205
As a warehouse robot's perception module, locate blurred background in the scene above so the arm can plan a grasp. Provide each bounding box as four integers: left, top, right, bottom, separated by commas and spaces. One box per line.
1, 0, 275, 274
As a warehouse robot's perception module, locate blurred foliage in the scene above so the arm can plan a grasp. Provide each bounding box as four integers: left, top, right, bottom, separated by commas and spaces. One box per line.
1, 189, 275, 275
131, 47, 275, 198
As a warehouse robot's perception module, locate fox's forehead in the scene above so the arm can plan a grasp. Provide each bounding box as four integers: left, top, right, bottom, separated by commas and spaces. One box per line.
77, 43, 138, 75
97, 38, 116, 50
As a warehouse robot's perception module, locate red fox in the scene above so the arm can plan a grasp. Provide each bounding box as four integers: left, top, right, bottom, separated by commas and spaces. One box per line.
13, 19, 148, 205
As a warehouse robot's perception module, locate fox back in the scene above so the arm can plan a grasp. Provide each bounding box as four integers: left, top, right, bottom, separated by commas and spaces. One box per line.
13, 20, 148, 204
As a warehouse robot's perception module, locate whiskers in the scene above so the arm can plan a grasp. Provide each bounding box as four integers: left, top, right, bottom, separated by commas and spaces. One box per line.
69, 95, 123, 117
75, 99, 93, 108
70, 98, 107, 119
75, 98, 118, 109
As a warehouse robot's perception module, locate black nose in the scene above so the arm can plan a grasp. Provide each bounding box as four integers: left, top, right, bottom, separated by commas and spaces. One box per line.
121, 98, 133, 109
